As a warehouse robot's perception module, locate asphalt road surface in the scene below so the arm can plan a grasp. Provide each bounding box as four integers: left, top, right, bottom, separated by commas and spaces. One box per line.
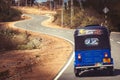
15, 14, 120, 80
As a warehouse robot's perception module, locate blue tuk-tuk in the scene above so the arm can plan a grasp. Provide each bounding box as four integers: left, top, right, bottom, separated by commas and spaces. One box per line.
74, 25, 114, 77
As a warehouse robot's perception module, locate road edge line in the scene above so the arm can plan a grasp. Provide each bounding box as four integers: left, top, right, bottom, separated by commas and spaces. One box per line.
53, 39, 74, 80
14, 14, 74, 80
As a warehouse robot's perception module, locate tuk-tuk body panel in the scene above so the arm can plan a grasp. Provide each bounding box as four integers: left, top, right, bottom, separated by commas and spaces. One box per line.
74, 49, 113, 67
74, 25, 114, 70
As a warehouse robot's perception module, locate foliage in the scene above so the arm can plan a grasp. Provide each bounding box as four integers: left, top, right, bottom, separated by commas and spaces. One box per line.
0, 26, 42, 51
0, 0, 22, 22
54, 7, 102, 28
53, 0, 120, 31
11, 0, 35, 6
0, 27, 18, 50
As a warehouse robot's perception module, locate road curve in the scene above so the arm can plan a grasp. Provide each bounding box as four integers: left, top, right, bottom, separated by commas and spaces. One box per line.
14, 14, 120, 80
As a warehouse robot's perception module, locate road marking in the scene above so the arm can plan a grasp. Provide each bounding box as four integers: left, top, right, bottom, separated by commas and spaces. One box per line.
66, 31, 71, 33
45, 28, 50, 30
27, 23, 31, 27
110, 39, 114, 41
54, 42, 74, 80
14, 14, 74, 80
117, 41, 120, 44
25, 28, 74, 80
59, 30, 64, 32
53, 37, 74, 80
40, 28, 44, 30
54, 53, 74, 80
52, 29, 57, 31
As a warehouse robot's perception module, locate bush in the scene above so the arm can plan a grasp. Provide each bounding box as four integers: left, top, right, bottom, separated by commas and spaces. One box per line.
54, 7, 102, 28
0, 8, 22, 22
0, 0, 22, 22
0, 26, 42, 51
0, 27, 17, 50
8, 8, 22, 21
17, 38, 42, 50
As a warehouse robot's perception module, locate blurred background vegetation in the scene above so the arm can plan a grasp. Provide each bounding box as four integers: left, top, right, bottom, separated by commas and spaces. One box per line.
53, 0, 120, 31
0, 0, 120, 31
0, 0, 41, 51
54, 7, 103, 29
0, 0, 22, 22
0, 24, 43, 51
0, 0, 120, 51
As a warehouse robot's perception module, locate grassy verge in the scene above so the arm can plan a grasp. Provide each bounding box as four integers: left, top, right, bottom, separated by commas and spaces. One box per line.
0, 24, 42, 51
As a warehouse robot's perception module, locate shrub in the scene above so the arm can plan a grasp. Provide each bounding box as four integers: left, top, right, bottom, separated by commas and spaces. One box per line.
54, 7, 102, 28
0, 7, 22, 22
0, 0, 22, 22
0, 26, 42, 51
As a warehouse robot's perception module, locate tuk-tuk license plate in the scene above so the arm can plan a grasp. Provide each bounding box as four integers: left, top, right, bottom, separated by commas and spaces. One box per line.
103, 58, 111, 63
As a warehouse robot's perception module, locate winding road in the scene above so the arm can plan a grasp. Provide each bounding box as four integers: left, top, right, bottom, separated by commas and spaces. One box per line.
15, 14, 120, 80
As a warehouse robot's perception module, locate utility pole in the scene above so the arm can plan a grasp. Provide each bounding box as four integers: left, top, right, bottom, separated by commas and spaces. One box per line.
18, 0, 20, 7
50, 0, 52, 10
52, 0, 55, 10
79, 0, 84, 10
59, 0, 60, 8
26, 0, 27, 6
61, 0, 64, 27
71, 0, 73, 28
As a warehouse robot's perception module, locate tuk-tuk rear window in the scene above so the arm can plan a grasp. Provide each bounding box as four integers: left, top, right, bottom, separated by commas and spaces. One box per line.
85, 38, 99, 46
74, 35, 110, 50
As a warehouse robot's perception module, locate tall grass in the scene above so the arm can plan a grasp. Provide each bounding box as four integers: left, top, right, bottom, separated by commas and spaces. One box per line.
0, 26, 42, 51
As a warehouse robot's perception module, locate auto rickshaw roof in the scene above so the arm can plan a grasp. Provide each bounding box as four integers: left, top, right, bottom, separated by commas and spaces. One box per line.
74, 25, 109, 36
77, 24, 107, 30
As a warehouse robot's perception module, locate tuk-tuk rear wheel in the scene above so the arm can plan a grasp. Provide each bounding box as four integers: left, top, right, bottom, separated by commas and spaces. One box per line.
107, 66, 114, 76
74, 68, 81, 77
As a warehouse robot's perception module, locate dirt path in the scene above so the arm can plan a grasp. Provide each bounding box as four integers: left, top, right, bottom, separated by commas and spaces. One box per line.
0, 7, 73, 80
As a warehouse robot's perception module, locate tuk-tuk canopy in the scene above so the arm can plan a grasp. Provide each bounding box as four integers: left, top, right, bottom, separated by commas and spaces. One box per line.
74, 25, 109, 37
74, 25, 111, 51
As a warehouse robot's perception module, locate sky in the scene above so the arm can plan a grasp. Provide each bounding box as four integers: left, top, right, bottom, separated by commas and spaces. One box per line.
35, 0, 47, 3
35, 0, 69, 3
15, 0, 70, 3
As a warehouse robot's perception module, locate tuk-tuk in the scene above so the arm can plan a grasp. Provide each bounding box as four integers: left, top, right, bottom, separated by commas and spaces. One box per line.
74, 25, 114, 77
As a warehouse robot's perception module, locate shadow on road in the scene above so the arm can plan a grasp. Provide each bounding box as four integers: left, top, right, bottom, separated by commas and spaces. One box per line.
114, 69, 120, 76
79, 69, 120, 77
